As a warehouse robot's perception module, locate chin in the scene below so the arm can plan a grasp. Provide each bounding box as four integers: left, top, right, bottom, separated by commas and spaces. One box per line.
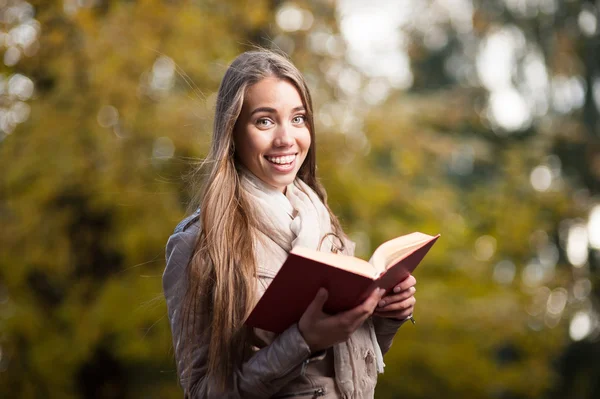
271, 178, 295, 189
267, 174, 297, 189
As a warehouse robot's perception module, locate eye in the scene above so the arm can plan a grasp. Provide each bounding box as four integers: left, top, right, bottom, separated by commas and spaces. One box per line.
292, 115, 306, 124
256, 118, 273, 128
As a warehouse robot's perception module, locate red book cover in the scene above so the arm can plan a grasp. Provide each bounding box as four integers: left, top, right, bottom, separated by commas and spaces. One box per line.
245, 233, 439, 334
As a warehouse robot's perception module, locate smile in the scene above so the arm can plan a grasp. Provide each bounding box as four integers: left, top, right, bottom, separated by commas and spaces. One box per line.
265, 154, 296, 165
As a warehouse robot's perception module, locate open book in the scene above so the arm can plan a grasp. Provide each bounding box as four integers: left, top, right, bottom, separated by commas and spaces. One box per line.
245, 232, 440, 333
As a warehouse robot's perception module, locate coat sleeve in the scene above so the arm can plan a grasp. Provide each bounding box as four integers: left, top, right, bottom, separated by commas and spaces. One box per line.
372, 315, 407, 355
163, 225, 314, 399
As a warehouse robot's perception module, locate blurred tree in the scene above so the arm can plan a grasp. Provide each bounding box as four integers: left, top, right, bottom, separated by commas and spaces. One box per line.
316, 0, 599, 398
265, 0, 580, 397
0, 0, 336, 397
1, 0, 599, 398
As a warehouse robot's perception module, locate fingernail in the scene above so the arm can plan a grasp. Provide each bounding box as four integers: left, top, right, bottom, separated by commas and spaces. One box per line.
394, 286, 401, 293
378, 300, 385, 307
379, 288, 386, 296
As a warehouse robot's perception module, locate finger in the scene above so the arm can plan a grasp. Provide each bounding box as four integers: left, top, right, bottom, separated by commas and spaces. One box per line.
374, 306, 414, 320
339, 287, 384, 321
375, 299, 415, 318
363, 287, 386, 312
379, 287, 416, 307
377, 297, 416, 312
346, 288, 385, 330
393, 275, 417, 293
305, 288, 328, 316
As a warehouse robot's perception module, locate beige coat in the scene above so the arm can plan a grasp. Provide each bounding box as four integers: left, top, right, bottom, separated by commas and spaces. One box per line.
163, 213, 406, 398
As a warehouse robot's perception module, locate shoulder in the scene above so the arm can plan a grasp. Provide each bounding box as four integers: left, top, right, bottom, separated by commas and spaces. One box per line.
173, 207, 201, 235
163, 209, 202, 295
167, 208, 201, 257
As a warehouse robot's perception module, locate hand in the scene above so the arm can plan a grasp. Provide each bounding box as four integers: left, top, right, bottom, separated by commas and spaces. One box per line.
374, 275, 416, 320
298, 287, 386, 352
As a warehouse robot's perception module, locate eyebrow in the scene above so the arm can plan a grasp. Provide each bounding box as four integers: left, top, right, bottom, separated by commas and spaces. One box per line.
249, 106, 305, 116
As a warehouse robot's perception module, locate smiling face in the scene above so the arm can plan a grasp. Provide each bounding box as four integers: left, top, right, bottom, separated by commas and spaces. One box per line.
234, 77, 312, 192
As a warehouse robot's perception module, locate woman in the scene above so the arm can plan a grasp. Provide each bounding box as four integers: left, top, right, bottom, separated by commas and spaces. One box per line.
163, 50, 417, 398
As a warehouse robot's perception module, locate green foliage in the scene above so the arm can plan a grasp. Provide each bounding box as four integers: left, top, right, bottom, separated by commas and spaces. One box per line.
0, 0, 281, 397
1, 0, 598, 398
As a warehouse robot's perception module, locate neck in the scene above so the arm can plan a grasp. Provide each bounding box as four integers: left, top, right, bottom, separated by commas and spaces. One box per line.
238, 166, 292, 195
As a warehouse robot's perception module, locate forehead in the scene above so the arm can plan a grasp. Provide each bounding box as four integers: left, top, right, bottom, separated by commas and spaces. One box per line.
243, 77, 304, 109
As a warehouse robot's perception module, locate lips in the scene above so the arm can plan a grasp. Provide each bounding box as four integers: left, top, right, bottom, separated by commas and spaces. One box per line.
264, 153, 297, 172
264, 153, 296, 165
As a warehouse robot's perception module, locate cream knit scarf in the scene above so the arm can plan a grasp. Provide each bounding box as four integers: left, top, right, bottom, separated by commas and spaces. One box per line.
240, 169, 385, 397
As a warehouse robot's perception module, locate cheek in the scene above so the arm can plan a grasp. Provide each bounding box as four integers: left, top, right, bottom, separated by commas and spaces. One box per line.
299, 129, 311, 151
238, 130, 268, 160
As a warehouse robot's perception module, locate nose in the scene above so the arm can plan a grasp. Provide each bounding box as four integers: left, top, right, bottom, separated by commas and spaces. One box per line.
273, 124, 293, 147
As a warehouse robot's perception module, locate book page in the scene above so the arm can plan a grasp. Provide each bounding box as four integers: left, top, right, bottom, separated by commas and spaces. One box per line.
369, 232, 437, 270
291, 246, 381, 278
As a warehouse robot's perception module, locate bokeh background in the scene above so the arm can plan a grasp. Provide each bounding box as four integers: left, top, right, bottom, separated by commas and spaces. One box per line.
1, 0, 599, 398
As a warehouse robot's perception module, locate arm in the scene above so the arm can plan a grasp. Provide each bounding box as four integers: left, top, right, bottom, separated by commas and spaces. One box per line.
163, 227, 314, 398
372, 275, 417, 355
235, 325, 313, 397
334, 235, 406, 355
372, 316, 406, 355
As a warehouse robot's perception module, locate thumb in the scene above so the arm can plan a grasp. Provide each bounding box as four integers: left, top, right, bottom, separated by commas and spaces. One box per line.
306, 288, 328, 315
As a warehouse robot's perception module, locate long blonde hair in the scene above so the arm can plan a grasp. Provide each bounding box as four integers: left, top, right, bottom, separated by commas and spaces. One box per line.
179, 50, 344, 393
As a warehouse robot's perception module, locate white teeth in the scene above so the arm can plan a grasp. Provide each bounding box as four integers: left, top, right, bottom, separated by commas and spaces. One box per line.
265, 155, 295, 164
